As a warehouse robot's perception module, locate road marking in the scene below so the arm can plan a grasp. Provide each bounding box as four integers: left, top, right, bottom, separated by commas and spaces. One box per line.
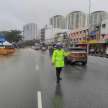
37, 91, 43, 108
35, 65, 39, 71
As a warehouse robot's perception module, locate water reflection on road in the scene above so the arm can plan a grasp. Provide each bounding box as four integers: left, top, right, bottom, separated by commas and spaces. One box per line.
52, 84, 63, 108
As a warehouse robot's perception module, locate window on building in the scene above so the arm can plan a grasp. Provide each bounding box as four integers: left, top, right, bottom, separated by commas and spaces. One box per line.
102, 34, 105, 38
102, 24, 106, 28
76, 13, 79, 28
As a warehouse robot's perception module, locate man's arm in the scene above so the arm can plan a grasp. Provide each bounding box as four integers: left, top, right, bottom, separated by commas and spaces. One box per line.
64, 50, 70, 57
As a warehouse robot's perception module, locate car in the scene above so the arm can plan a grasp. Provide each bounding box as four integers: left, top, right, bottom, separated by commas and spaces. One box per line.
64, 47, 88, 65
32, 45, 40, 50
41, 46, 47, 51
34, 46, 40, 50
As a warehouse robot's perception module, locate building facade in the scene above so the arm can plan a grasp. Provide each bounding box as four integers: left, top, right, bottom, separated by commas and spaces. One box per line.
66, 11, 86, 30
68, 27, 89, 44
101, 20, 108, 44
49, 11, 108, 55
40, 28, 45, 42
90, 11, 108, 34
23, 23, 37, 40
87, 11, 108, 50
90, 11, 108, 26
50, 15, 65, 29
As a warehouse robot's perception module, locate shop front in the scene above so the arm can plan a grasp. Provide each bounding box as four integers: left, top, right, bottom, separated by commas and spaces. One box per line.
89, 42, 106, 56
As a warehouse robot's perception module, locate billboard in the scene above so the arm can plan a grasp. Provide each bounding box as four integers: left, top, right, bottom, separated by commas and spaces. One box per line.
0, 35, 6, 42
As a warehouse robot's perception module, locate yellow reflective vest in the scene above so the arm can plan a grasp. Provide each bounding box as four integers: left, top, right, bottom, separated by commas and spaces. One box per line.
52, 49, 65, 68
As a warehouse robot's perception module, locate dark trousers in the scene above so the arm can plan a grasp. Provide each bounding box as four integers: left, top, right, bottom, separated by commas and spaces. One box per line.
56, 67, 62, 82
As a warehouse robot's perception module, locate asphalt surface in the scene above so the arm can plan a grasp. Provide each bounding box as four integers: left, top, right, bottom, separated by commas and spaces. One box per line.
0, 48, 108, 108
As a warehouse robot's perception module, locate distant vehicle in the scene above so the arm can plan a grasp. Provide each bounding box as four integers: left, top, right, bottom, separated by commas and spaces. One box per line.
34, 46, 40, 50
64, 47, 87, 65
41, 46, 47, 51
32, 45, 40, 50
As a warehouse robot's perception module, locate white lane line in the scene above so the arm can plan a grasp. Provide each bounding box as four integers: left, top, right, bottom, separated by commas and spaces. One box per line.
37, 91, 43, 108
35, 65, 39, 71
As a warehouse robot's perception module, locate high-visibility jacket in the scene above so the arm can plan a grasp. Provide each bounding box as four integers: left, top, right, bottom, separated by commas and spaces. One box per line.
52, 49, 65, 68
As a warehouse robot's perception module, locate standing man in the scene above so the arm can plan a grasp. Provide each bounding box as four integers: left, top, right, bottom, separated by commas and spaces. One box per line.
49, 45, 53, 56
52, 43, 65, 84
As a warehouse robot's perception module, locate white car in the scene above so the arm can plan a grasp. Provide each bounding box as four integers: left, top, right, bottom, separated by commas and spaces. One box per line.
41, 46, 47, 51
32, 46, 40, 50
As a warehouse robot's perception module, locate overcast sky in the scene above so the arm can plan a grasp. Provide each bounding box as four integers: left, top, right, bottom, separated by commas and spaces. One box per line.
0, 0, 108, 31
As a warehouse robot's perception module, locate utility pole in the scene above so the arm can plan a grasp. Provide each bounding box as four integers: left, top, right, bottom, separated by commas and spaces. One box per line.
89, 0, 91, 25
87, 0, 91, 54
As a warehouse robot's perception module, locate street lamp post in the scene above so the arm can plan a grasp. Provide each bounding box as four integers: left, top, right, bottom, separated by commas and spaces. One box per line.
87, 0, 91, 54
89, 0, 91, 24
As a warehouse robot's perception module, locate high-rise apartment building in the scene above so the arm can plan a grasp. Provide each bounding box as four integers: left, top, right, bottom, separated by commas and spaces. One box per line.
90, 11, 108, 31
66, 11, 86, 30
23, 23, 37, 40
50, 15, 65, 29
90, 11, 108, 26
40, 28, 45, 42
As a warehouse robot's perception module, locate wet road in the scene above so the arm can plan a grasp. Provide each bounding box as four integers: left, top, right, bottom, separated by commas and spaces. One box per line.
0, 48, 108, 108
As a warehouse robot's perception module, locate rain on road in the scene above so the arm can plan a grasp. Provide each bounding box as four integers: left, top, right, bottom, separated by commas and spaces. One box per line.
0, 48, 108, 108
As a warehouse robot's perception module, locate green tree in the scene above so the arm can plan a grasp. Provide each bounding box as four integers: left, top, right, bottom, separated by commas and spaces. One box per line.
0, 30, 23, 42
